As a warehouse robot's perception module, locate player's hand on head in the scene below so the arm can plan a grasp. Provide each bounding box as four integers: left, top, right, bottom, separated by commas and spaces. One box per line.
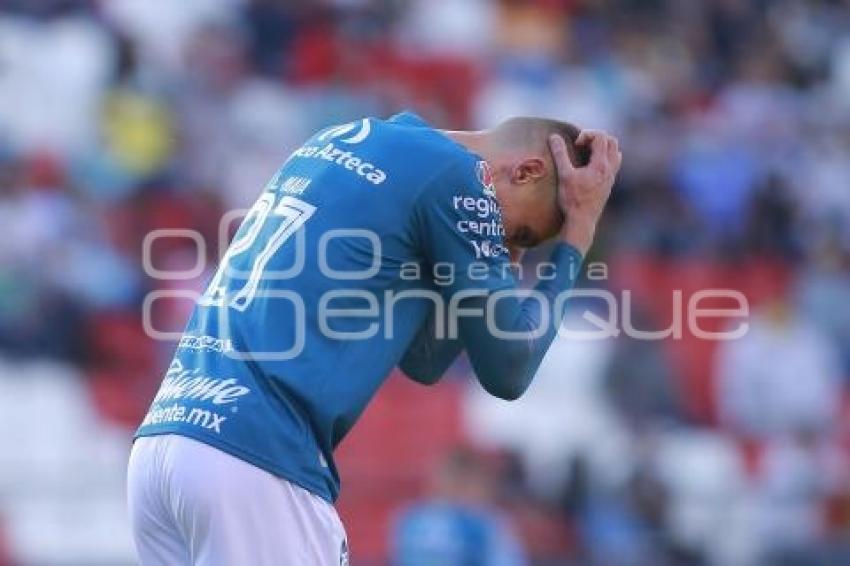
550, 129, 621, 218
548, 129, 621, 254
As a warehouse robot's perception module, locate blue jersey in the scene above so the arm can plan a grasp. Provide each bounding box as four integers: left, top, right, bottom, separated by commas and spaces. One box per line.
136, 112, 516, 502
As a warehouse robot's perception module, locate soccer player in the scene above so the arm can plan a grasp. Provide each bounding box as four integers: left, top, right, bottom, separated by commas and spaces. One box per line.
127, 111, 620, 565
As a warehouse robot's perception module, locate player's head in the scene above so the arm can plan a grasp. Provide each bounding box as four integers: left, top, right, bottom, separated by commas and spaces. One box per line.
486, 117, 589, 250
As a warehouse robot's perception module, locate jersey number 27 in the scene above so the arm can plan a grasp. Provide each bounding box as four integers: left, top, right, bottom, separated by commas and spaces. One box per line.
200, 193, 316, 311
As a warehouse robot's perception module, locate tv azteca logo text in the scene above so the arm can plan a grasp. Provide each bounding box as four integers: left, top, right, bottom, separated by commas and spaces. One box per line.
142, 211, 749, 361
288, 119, 388, 185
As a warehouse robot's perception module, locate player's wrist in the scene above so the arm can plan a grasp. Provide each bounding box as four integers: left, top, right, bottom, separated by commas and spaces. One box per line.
558, 214, 596, 256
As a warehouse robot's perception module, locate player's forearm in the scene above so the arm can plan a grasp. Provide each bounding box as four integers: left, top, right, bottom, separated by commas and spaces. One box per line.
462, 243, 583, 400
399, 314, 463, 385
559, 213, 597, 257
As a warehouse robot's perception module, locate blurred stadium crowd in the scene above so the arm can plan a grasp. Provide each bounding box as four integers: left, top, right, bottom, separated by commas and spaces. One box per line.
1, 0, 849, 564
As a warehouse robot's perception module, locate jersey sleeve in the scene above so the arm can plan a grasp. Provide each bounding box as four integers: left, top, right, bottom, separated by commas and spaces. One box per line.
398, 299, 463, 386
411, 157, 515, 297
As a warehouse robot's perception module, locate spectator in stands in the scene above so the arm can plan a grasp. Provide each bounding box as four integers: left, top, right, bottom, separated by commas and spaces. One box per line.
715, 296, 843, 439
602, 306, 683, 429
391, 448, 527, 566
798, 238, 850, 376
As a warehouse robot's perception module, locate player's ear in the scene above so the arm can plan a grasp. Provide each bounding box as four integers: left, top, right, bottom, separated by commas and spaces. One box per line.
512, 157, 546, 185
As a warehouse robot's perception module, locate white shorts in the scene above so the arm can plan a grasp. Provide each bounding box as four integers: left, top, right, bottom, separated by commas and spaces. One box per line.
127, 434, 348, 566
